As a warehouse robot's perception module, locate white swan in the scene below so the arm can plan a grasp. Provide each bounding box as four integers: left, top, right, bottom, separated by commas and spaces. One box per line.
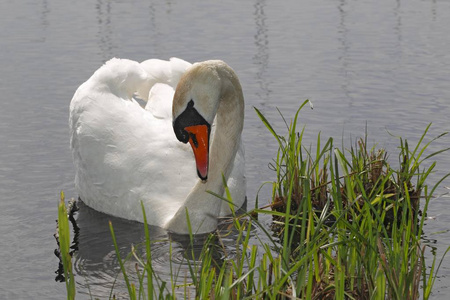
69, 58, 246, 234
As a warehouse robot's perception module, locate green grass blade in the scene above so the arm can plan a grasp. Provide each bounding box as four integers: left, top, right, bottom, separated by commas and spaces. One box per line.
58, 192, 76, 300
109, 220, 136, 299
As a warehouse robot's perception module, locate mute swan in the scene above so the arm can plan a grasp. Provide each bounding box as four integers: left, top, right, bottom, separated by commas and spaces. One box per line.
69, 58, 246, 234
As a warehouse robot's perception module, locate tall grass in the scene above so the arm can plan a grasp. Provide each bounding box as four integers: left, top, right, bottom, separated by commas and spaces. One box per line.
56, 192, 76, 300
254, 101, 450, 299
58, 101, 449, 299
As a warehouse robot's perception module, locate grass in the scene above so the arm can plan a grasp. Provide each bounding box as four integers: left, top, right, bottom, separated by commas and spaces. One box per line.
57, 100, 450, 299
56, 191, 76, 300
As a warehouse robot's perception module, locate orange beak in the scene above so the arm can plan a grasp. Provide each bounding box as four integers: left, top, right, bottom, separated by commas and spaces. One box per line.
185, 124, 210, 181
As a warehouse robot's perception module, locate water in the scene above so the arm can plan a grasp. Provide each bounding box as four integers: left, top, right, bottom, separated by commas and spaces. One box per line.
0, 0, 449, 298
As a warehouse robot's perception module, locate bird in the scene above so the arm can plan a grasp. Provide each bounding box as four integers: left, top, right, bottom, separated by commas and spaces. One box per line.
69, 57, 246, 234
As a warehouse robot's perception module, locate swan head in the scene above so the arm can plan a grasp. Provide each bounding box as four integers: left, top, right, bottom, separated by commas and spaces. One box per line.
172, 61, 225, 181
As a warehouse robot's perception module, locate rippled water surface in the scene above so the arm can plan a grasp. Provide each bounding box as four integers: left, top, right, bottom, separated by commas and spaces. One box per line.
1, 0, 449, 298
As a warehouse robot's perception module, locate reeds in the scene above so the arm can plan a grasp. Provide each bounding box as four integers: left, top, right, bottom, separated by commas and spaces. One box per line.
56, 192, 76, 300
57, 101, 450, 299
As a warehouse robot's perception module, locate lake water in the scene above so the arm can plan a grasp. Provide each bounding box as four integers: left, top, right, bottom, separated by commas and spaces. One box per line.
1, 0, 449, 298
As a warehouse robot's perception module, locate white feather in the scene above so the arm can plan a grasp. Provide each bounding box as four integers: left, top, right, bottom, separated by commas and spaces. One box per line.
69, 58, 246, 231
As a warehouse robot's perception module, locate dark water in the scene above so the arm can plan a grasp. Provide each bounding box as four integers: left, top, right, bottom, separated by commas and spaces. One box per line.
0, 0, 449, 298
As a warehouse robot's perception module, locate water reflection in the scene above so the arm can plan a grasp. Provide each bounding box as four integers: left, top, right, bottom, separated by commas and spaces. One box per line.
431, 0, 437, 21
337, 0, 351, 103
96, 0, 115, 61
253, 0, 271, 105
68, 201, 160, 297
147, 2, 161, 57
40, 0, 49, 29
59, 201, 248, 298
394, 0, 403, 44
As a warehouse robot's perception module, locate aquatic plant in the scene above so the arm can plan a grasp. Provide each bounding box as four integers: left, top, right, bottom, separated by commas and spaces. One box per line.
57, 101, 449, 299
254, 100, 450, 299
56, 192, 76, 300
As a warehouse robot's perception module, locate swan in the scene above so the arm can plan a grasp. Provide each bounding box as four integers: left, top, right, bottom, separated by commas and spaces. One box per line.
69, 58, 246, 234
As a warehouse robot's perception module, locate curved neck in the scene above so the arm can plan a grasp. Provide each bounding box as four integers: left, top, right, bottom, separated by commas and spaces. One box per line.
166, 63, 244, 234
207, 67, 244, 186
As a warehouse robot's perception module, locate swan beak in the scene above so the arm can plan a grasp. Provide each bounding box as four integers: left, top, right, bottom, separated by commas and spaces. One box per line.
185, 124, 209, 182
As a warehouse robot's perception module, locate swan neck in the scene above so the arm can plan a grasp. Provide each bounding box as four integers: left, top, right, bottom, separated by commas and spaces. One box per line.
167, 62, 244, 234
209, 91, 243, 184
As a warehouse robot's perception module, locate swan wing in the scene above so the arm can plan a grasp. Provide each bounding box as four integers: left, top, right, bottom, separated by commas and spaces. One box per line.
140, 57, 192, 90
70, 58, 196, 225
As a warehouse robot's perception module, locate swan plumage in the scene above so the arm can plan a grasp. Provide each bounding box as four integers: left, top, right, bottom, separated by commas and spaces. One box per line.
69, 58, 246, 234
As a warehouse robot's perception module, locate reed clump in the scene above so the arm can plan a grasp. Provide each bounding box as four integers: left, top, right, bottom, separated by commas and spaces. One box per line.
270, 136, 423, 239
56, 100, 450, 299
255, 100, 449, 299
